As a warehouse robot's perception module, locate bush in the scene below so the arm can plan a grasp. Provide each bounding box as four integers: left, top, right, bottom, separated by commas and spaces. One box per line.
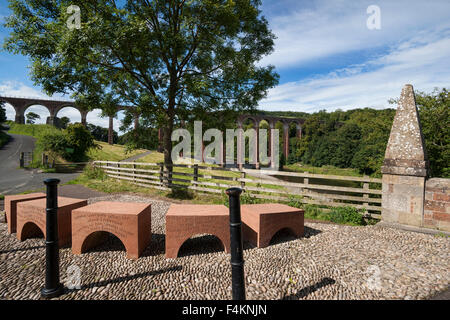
83, 164, 107, 180
64, 123, 98, 161
286, 195, 303, 209
38, 131, 70, 162
327, 206, 365, 225
39, 123, 98, 163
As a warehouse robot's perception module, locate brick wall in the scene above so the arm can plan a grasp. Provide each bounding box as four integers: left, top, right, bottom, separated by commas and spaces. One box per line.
424, 178, 450, 231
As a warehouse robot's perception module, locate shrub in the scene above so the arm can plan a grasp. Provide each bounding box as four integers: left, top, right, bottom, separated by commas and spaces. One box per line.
38, 131, 71, 162
64, 123, 98, 161
286, 195, 303, 209
83, 164, 107, 180
327, 206, 365, 225
303, 205, 323, 219
38, 123, 98, 163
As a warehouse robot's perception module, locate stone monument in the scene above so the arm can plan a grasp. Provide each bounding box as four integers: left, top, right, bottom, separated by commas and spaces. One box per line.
381, 84, 429, 227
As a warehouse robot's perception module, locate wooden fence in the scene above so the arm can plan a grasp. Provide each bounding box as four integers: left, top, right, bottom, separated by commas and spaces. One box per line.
93, 160, 382, 217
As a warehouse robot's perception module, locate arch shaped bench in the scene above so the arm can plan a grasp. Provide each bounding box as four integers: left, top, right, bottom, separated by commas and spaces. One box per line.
241, 204, 304, 248
16, 197, 88, 247
71, 201, 151, 260
165, 204, 230, 258
4, 193, 46, 234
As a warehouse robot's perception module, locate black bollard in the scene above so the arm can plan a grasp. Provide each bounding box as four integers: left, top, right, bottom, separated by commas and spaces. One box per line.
225, 187, 246, 300
41, 178, 64, 299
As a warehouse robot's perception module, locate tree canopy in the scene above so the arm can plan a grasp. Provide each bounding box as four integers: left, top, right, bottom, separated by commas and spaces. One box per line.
4, 0, 279, 165
0, 102, 6, 123
26, 111, 40, 124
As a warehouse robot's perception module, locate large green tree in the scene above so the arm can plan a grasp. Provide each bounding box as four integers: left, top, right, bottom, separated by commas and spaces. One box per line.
3, 0, 279, 166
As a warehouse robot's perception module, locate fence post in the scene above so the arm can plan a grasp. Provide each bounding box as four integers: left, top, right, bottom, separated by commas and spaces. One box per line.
41, 178, 64, 299
363, 176, 369, 216
303, 177, 309, 194
20, 152, 24, 168
133, 162, 136, 183
159, 163, 164, 187
240, 171, 246, 190
117, 162, 121, 179
225, 187, 246, 300
194, 164, 198, 184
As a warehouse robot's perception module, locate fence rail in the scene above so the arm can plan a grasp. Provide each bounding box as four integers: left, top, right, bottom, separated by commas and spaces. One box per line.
93, 160, 382, 217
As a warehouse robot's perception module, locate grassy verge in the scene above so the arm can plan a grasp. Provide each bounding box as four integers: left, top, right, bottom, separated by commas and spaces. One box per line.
87, 141, 148, 161
283, 162, 365, 177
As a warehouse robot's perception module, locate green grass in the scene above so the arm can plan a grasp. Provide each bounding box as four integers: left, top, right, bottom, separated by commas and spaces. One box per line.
7, 121, 60, 138
284, 162, 365, 177
136, 151, 164, 163
87, 141, 148, 161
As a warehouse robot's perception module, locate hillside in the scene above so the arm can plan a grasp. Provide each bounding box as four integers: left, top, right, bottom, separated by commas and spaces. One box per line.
5, 122, 149, 165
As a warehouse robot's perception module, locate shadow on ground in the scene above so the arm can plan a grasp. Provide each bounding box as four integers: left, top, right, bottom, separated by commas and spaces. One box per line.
0, 244, 45, 255
66, 265, 183, 294
282, 277, 336, 300
178, 234, 225, 257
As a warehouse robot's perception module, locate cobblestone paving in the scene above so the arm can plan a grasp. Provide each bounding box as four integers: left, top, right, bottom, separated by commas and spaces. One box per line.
0, 195, 449, 300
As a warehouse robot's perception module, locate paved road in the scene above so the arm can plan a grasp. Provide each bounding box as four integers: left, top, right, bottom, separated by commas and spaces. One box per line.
119, 150, 153, 162
0, 133, 80, 195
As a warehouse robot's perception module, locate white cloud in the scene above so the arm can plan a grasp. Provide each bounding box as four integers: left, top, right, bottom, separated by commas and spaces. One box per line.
261, 0, 450, 69
258, 35, 450, 112
257, 0, 450, 112
0, 80, 49, 99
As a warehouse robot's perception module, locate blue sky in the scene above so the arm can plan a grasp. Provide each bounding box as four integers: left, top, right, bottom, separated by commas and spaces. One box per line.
1, 0, 449, 132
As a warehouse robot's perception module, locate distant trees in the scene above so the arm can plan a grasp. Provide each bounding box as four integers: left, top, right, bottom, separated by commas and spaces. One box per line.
26, 112, 40, 124
86, 123, 118, 144
59, 116, 70, 129
285, 87, 448, 178
118, 127, 159, 151
289, 108, 396, 176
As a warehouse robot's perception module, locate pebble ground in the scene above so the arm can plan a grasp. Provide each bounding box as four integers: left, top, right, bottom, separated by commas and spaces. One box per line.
0, 194, 448, 300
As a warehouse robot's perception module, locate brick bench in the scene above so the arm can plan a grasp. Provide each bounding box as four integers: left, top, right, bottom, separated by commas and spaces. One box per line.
165, 204, 230, 258
4, 193, 46, 234
16, 197, 88, 247
241, 204, 304, 248
71, 201, 152, 260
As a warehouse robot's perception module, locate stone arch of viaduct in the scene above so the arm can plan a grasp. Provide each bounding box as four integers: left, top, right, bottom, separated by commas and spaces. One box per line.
0, 96, 140, 144
158, 114, 306, 168
237, 114, 305, 167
